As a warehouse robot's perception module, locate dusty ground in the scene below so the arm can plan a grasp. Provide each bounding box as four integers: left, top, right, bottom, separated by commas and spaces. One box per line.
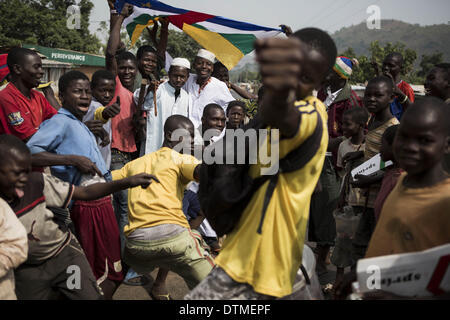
113, 243, 339, 300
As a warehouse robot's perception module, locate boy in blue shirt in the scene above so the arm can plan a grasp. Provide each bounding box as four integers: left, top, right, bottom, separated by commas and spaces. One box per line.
27, 71, 126, 299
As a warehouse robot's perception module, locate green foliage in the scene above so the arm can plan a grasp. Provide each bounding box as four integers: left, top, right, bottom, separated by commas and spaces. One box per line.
333, 20, 450, 63
139, 28, 201, 64
417, 52, 443, 78
0, 0, 102, 53
165, 30, 201, 64
341, 40, 445, 85
339, 41, 442, 85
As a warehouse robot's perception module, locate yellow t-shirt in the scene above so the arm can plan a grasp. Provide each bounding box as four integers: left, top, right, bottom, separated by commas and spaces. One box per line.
365, 174, 450, 258
215, 96, 329, 298
111, 147, 200, 236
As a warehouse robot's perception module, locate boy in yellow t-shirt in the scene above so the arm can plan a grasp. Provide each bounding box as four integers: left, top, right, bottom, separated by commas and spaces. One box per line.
186, 28, 338, 299
112, 115, 214, 299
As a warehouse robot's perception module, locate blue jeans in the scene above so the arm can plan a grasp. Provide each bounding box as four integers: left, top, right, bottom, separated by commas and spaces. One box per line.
110, 149, 133, 253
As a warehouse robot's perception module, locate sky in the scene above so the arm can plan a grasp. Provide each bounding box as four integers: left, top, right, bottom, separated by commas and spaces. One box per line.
89, 0, 450, 40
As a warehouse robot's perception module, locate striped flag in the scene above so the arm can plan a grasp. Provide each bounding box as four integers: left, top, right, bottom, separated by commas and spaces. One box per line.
115, 0, 283, 70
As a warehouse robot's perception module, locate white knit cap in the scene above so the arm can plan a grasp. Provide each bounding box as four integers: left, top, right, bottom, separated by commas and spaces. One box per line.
171, 57, 191, 69
196, 49, 215, 63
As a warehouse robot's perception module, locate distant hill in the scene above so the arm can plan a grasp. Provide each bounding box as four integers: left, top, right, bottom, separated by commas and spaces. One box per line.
230, 20, 449, 81
332, 19, 450, 61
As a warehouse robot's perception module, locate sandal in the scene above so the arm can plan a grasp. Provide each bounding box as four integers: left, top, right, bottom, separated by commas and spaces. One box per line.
150, 292, 172, 300
123, 275, 150, 286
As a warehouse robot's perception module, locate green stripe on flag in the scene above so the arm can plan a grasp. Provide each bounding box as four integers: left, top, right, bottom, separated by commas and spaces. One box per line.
191, 23, 208, 31
126, 14, 169, 38
191, 23, 256, 56
220, 33, 256, 55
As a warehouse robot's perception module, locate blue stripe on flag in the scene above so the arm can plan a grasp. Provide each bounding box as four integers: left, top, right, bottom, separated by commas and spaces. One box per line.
115, 0, 187, 15
116, 0, 282, 33
207, 16, 281, 32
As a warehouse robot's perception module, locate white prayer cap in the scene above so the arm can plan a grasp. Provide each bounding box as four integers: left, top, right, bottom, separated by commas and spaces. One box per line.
171, 57, 191, 70
196, 49, 216, 63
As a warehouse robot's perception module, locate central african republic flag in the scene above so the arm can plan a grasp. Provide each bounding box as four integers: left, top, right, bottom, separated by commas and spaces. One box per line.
114, 0, 284, 70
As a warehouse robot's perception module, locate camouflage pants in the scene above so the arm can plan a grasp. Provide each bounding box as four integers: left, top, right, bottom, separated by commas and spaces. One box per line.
184, 267, 274, 300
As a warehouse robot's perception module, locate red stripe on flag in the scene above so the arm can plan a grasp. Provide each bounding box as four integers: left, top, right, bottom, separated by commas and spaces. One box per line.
168, 11, 214, 29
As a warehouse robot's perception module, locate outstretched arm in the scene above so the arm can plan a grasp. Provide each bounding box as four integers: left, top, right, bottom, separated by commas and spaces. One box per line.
254, 37, 302, 138
73, 173, 159, 201
31, 152, 103, 177
228, 82, 257, 100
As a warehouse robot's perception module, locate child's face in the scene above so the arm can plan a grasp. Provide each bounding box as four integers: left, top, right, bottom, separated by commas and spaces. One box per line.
341, 114, 361, 138
168, 66, 189, 90
363, 82, 394, 114
424, 67, 448, 99
382, 56, 402, 78
380, 136, 394, 162
60, 79, 92, 121
138, 51, 158, 77
296, 44, 329, 100
92, 78, 115, 106
394, 112, 449, 175
0, 151, 31, 201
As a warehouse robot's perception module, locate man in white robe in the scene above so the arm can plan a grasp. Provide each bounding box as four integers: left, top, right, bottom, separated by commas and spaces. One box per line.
134, 58, 192, 155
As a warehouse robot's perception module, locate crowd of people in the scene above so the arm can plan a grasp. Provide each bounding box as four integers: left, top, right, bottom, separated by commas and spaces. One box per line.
0, 3, 449, 301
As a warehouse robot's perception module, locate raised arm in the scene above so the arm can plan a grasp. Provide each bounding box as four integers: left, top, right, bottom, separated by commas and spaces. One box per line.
146, 21, 159, 48
255, 37, 303, 138
105, 2, 133, 75
156, 18, 169, 64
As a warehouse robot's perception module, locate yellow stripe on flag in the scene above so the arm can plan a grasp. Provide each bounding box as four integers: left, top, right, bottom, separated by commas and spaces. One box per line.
182, 23, 244, 70
131, 20, 156, 46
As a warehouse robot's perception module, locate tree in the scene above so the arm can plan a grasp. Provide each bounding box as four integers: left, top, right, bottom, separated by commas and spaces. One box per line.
417, 52, 444, 78
339, 41, 419, 84
140, 28, 201, 63
0, 0, 102, 54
